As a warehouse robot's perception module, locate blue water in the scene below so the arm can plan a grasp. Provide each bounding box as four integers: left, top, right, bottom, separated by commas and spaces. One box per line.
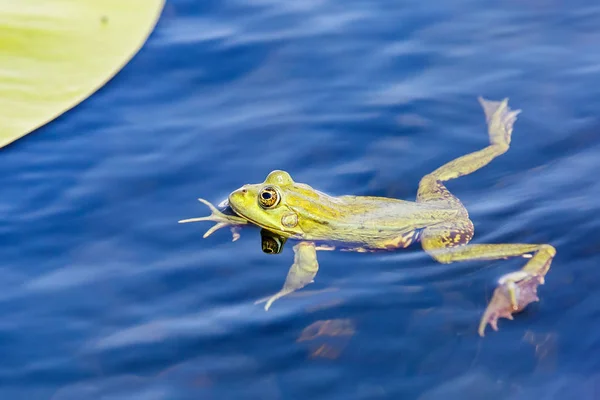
3, 0, 600, 398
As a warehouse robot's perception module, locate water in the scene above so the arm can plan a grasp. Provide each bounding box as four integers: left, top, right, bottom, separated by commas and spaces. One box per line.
2, 0, 600, 398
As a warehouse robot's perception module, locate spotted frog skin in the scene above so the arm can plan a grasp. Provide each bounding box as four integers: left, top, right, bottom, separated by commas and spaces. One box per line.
180, 98, 556, 337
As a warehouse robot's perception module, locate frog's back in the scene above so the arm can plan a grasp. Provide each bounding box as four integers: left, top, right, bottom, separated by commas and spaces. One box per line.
297, 194, 463, 250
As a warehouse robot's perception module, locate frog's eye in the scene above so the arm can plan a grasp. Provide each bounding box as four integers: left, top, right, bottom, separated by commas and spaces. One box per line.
258, 186, 280, 209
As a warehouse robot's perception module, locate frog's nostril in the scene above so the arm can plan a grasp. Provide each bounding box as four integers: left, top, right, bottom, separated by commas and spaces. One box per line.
241, 189, 247, 194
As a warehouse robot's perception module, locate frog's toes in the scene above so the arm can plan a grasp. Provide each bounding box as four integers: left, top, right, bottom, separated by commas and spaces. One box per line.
478, 271, 543, 337
254, 293, 280, 311
478, 96, 521, 147
178, 216, 230, 239
178, 198, 222, 225
231, 227, 241, 242
178, 198, 248, 239
202, 222, 230, 238
255, 288, 298, 311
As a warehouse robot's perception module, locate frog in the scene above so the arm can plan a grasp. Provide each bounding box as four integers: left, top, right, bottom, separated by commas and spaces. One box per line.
179, 97, 556, 337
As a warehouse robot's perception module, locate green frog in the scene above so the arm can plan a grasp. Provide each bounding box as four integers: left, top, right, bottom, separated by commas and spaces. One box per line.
179, 97, 556, 337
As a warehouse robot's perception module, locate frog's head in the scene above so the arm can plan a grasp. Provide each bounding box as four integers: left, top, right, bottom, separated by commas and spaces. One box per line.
227, 170, 329, 238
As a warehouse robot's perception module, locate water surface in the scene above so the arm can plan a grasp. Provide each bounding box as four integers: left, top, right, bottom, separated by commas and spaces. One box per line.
2, 0, 600, 398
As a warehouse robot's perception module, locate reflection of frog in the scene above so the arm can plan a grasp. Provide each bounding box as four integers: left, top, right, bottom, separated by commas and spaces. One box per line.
259, 229, 287, 254
297, 319, 356, 359
180, 97, 556, 336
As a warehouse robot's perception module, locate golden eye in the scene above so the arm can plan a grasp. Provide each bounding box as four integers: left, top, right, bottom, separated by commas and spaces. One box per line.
258, 186, 280, 209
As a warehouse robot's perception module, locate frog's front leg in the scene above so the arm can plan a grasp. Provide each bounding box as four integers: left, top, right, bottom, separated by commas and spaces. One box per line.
255, 241, 319, 311
178, 198, 249, 241
421, 227, 556, 336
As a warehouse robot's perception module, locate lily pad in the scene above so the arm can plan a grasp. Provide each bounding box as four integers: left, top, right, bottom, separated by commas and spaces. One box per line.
0, 0, 165, 148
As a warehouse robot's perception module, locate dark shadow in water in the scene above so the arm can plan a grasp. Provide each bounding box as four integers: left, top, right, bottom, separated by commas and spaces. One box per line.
260, 228, 288, 255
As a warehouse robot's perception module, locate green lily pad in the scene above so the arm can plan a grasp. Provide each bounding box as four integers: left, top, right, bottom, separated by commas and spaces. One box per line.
0, 0, 165, 148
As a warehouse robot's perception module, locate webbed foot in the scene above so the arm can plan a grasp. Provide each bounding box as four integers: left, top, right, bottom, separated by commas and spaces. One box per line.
178, 198, 248, 241
478, 271, 544, 336
478, 96, 521, 148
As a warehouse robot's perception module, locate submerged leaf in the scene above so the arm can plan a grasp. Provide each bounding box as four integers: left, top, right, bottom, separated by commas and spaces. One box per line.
0, 0, 165, 148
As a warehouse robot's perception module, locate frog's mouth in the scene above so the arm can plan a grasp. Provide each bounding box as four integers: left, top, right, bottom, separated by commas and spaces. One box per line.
228, 203, 271, 229
228, 202, 292, 237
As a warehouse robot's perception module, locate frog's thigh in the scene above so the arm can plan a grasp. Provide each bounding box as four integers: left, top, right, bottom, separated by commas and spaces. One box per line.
256, 241, 320, 311
420, 221, 474, 256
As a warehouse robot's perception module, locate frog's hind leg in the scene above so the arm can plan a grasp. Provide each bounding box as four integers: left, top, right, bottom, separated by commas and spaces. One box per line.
417, 97, 520, 204
255, 241, 320, 311
420, 226, 556, 336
